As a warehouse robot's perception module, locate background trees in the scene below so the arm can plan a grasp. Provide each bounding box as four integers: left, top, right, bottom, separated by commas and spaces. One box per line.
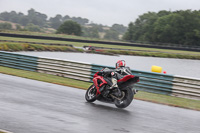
49, 14, 89, 29
0, 23, 12, 30
123, 10, 200, 46
25, 23, 41, 32
104, 29, 119, 40
56, 20, 82, 36
0, 9, 89, 30
0, 9, 125, 39
82, 26, 100, 38
49, 14, 63, 29
0, 8, 126, 40
123, 22, 134, 41
1, 8, 200, 46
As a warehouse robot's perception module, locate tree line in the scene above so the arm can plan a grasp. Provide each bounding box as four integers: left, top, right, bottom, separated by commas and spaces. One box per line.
0, 8, 89, 28
1, 9, 200, 46
0, 8, 127, 40
123, 10, 200, 46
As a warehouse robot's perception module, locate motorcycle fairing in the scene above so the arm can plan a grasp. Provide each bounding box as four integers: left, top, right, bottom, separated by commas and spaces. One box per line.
118, 75, 140, 89
93, 76, 107, 95
117, 75, 135, 83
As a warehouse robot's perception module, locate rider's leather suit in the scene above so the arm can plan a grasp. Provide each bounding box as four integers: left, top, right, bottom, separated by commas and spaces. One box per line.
99, 67, 132, 89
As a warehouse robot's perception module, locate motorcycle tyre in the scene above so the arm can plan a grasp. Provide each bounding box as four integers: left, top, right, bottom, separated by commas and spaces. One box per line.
85, 84, 97, 103
114, 87, 134, 108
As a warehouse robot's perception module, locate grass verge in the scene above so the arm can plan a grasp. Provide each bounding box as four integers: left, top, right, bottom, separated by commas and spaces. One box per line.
1, 40, 200, 60
1, 36, 200, 55
0, 66, 200, 111
101, 50, 200, 60
0, 42, 83, 52
0, 129, 12, 133
0, 30, 105, 41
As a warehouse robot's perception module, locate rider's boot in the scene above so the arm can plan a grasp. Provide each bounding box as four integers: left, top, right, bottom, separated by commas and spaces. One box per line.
110, 78, 118, 89
109, 78, 122, 97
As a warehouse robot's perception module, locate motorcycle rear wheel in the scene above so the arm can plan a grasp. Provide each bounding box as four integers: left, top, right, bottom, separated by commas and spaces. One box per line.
114, 87, 134, 108
85, 84, 97, 102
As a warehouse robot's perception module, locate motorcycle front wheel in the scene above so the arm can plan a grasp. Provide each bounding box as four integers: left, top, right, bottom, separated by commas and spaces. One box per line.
114, 87, 134, 108
85, 84, 97, 102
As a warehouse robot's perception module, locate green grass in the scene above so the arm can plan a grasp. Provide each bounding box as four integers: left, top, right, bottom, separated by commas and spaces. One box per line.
0, 42, 83, 52
1, 31, 200, 59
1, 36, 200, 56
0, 131, 7, 133
0, 131, 11, 133
0, 30, 107, 41
102, 50, 200, 60
0, 66, 200, 111
1, 30, 200, 54
0, 66, 90, 89
135, 91, 200, 110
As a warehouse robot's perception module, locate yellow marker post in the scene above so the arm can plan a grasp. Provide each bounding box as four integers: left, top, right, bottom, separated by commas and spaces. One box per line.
151, 65, 162, 73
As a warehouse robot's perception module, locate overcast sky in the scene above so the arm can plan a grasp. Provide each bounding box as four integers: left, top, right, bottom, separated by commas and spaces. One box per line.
0, 0, 200, 26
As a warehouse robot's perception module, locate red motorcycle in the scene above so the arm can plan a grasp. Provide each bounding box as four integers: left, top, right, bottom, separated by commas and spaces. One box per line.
85, 69, 139, 108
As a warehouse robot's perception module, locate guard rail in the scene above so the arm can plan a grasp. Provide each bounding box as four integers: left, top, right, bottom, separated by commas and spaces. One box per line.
0, 51, 199, 100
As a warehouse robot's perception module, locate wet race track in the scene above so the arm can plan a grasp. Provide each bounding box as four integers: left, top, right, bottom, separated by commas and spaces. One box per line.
0, 73, 200, 133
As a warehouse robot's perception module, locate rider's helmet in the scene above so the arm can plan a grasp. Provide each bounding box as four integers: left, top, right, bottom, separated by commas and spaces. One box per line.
116, 60, 126, 68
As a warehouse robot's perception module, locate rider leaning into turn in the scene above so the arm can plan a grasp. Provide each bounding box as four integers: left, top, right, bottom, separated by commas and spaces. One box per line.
110, 60, 132, 89
113, 60, 138, 95
98, 60, 134, 94
115, 60, 132, 77
98, 60, 137, 95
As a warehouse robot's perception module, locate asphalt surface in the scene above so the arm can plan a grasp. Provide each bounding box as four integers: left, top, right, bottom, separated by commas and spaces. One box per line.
0, 73, 200, 133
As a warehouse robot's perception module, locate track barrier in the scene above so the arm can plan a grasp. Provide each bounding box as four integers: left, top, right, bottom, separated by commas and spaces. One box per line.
0, 51, 199, 100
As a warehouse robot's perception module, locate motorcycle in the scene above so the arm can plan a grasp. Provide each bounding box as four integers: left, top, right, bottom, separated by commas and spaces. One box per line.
85, 68, 139, 108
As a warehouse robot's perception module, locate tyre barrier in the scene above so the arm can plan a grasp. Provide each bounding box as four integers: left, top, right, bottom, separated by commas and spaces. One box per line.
0, 51, 200, 100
